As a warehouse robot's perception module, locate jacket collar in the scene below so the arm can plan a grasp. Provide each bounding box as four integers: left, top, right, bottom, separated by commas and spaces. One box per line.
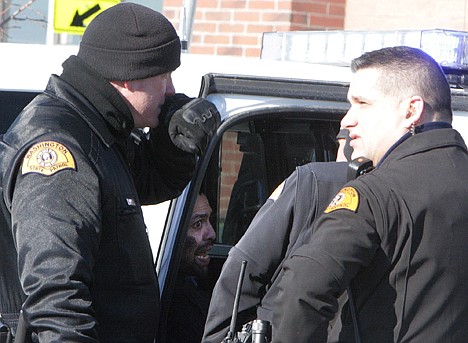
60, 55, 134, 143
377, 123, 467, 168
44, 75, 116, 148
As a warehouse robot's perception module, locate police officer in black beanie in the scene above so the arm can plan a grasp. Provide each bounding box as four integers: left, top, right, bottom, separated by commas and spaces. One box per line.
0, 2, 219, 343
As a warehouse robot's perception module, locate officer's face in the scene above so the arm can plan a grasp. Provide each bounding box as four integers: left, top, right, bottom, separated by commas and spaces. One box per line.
116, 72, 176, 129
180, 194, 216, 278
342, 68, 410, 165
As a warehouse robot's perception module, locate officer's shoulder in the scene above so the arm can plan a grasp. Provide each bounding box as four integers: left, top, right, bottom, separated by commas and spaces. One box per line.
304, 161, 348, 181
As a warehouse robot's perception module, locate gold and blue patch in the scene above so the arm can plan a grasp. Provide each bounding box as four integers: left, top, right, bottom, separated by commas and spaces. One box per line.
325, 186, 359, 213
22, 141, 76, 176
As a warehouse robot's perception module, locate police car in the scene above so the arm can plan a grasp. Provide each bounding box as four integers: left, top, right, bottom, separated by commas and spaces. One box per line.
2, 29, 468, 342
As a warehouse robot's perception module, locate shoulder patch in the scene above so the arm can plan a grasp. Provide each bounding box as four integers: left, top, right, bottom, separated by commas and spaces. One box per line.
22, 141, 76, 176
269, 180, 285, 201
324, 186, 359, 213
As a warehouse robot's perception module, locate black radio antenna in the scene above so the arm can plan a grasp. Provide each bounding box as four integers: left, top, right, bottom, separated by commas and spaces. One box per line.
223, 260, 248, 343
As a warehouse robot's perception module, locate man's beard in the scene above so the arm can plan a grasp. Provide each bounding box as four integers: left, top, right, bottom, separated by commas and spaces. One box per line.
179, 235, 209, 279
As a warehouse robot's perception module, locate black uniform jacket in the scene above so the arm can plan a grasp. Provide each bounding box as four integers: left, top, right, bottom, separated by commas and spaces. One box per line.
272, 127, 468, 343
166, 275, 211, 343
0, 58, 195, 343
202, 162, 348, 343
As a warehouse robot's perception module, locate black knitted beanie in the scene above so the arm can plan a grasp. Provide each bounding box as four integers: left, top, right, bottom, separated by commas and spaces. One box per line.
77, 2, 181, 81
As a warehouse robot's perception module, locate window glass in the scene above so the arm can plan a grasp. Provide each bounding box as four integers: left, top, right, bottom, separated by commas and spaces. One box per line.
213, 118, 339, 247
0, 91, 38, 134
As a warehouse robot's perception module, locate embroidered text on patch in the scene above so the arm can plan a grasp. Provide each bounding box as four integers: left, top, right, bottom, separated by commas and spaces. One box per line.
324, 186, 359, 213
22, 141, 76, 176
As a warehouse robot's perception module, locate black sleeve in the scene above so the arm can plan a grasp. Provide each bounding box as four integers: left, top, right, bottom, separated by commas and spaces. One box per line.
203, 167, 309, 343
259, 162, 348, 319
11, 138, 101, 343
167, 279, 211, 343
131, 125, 197, 205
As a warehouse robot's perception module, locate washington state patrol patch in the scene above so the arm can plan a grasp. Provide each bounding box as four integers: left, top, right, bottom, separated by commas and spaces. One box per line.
21, 141, 76, 176
324, 186, 359, 213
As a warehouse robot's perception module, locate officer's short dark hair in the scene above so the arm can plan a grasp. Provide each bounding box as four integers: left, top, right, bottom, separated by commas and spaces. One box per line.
351, 46, 452, 122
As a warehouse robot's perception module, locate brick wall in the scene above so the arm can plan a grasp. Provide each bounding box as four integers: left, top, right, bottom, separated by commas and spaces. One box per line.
163, 0, 346, 58
219, 131, 242, 221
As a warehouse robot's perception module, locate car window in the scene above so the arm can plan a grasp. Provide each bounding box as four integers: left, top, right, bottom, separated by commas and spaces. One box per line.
200, 115, 340, 290
214, 118, 339, 247
0, 91, 38, 134
217, 121, 336, 245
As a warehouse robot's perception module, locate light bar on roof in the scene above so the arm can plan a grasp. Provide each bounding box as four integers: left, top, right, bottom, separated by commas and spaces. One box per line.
261, 29, 468, 70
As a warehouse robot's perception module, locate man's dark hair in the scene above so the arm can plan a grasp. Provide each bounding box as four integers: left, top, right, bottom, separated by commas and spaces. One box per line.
351, 46, 452, 122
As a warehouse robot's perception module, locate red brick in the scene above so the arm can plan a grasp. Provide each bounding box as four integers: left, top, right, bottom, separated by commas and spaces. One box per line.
224, 152, 241, 160
204, 34, 231, 44
247, 24, 275, 33
217, 46, 244, 56
262, 11, 292, 23
204, 10, 232, 21
290, 23, 310, 30
291, 2, 327, 13
222, 143, 236, 151
222, 161, 237, 172
190, 33, 203, 44
233, 11, 261, 22
223, 134, 238, 145
278, 1, 292, 11
163, 9, 177, 19
309, 14, 344, 29
193, 22, 217, 33
273, 24, 293, 31
221, 0, 248, 9
163, 0, 183, 6
248, 1, 277, 10
245, 47, 262, 57
190, 45, 216, 55
325, 0, 346, 4
224, 175, 239, 185
292, 13, 308, 25
219, 23, 246, 33
197, 0, 221, 7
232, 34, 260, 45
328, 3, 346, 16
232, 165, 241, 175
225, 161, 241, 171
223, 164, 240, 175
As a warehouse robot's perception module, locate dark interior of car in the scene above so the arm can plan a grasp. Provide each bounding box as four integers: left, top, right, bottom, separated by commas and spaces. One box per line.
0, 91, 38, 134
202, 115, 341, 293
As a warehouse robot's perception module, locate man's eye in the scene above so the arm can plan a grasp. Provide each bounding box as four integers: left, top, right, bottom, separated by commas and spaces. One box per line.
192, 220, 202, 229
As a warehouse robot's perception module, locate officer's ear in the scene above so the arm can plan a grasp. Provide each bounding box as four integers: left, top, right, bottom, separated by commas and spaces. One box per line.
110, 80, 134, 93
403, 96, 424, 129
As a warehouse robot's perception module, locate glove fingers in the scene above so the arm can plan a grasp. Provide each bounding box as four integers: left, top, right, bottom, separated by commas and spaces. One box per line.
168, 97, 221, 155
171, 135, 201, 155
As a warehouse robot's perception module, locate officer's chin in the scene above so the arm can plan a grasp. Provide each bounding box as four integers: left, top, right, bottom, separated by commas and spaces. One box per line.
145, 114, 159, 129
351, 150, 365, 161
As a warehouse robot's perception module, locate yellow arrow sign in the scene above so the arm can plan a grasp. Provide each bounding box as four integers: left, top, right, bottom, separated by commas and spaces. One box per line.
54, 0, 121, 35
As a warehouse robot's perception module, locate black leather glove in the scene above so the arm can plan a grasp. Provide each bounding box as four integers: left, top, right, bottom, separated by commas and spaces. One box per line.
162, 94, 221, 156
160, 93, 193, 126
